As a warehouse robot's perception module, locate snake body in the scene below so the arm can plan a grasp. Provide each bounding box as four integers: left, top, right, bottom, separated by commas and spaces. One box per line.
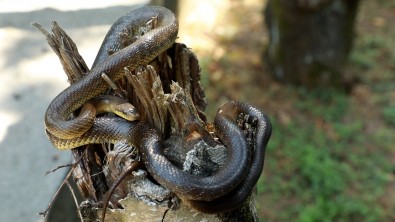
45, 6, 178, 139
48, 100, 271, 211
48, 102, 253, 201
187, 101, 272, 213
44, 6, 272, 213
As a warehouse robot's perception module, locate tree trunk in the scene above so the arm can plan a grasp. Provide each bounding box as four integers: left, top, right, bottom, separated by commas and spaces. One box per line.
264, 0, 360, 87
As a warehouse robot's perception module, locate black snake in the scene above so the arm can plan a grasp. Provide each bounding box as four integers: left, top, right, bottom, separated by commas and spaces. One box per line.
44, 6, 272, 213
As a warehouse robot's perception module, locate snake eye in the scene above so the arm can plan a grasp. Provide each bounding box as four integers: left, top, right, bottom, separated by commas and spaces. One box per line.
115, 104, 140, 121
122, 108, 134, 116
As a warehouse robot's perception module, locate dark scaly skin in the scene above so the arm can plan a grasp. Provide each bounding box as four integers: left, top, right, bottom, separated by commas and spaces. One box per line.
89, 95, 140, 121
47, 101, 272, 210
44, 6, 178, 139
44, 6, 272, 213
47, 105, 251, 201
186, 101, 272, 213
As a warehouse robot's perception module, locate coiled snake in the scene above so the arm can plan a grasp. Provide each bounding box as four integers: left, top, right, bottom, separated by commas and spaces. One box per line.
44, 6, 272, 213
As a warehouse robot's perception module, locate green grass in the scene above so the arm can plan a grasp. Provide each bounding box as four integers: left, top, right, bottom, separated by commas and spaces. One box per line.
350, 35, 387, 70
254, 15, 395, 218
383, 105, 395, 126
258, 88, 392, 221
198, 2, 395, 220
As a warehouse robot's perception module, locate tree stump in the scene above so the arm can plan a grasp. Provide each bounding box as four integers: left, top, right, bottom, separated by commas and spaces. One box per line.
34, 15, 260, 221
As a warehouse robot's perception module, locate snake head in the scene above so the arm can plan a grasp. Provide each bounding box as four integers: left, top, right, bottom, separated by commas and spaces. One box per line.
114, 103, 140, 121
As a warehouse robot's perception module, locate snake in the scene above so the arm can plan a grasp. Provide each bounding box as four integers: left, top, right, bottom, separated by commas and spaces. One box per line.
44, 6, 272, 213
44, 6, 178, 139
186, 101, 272, 213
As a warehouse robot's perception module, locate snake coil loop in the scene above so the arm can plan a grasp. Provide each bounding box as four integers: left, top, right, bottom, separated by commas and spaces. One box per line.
44, 6, 271, 214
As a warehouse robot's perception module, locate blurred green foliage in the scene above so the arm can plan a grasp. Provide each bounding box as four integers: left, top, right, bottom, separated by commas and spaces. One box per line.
257, 88, 393, 221
198, 1, 394, 220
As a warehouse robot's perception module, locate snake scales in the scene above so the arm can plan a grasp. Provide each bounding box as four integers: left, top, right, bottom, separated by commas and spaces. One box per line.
44, 6, 272, 213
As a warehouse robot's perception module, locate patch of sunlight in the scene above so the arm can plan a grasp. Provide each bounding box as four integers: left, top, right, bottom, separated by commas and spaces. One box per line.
0, 28, 66, 85
178, 1, 224, 54
0, 25, 108, 84
21, 54, 68, 82
0, 111, 21, 143
0, 0, 149, 13
183, 3, 218, 30
22, 26, 111, 75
